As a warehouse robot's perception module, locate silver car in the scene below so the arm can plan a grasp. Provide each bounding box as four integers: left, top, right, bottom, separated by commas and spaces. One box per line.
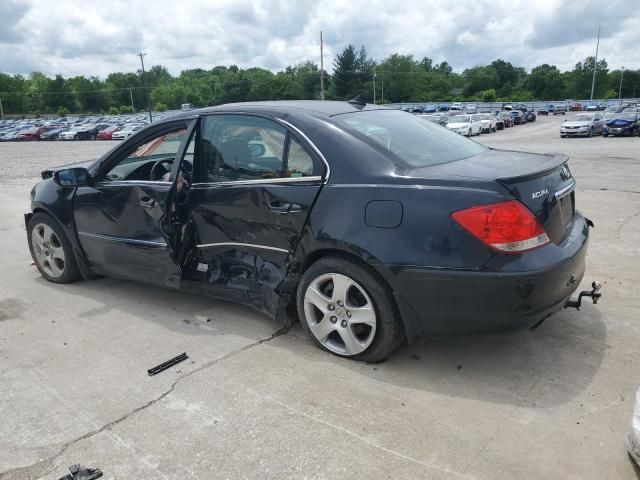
560, 113, 605, 138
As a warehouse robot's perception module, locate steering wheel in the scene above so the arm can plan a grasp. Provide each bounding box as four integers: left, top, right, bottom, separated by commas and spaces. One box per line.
150, 158, 173, 181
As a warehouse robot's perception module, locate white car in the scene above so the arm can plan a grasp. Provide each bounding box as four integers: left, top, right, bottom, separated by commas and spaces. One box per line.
473, 114, 497, 133
560, 113, 605, 138
112, 125, 143, 140
450, 102, 463, 112
445, 114, 483, 136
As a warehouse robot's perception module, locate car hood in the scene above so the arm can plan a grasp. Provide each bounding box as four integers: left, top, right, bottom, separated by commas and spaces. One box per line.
606, 119, 635, 126
562, 121, 590, 127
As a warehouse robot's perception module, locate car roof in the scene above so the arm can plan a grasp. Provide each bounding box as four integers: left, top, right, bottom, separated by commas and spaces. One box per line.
165, 100, 394, 121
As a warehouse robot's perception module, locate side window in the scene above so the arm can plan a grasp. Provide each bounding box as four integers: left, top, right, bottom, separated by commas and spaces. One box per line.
200, 115, 287, 182
104, 126, 189, 182
286, 137, 315, 178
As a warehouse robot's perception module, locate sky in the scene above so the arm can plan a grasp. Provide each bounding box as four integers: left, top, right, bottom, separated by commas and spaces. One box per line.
2, 0, 639, 78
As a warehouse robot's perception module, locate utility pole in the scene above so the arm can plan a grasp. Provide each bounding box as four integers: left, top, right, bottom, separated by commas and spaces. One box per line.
320, 31, 325, 100
129, 87, 135, 113
590, 26, 600, 100
137, 52, 153, 122
373, 70, 376, 104
0, 95, 4, 121
381, 78, 384, 102
618, 66, 625, 104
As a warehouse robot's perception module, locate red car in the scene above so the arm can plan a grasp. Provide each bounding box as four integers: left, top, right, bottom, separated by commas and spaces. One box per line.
17, 126, 55, 141
97, 125, 121, 140
570, 102, 583, 111
499, 111, 514, 128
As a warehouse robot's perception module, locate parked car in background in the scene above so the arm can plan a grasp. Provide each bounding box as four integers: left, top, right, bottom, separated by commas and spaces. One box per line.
569, 102, 583, 111
417, 113, 448, 125
602, 112, 639, 137
59, 125, 100, 141
40, 128, 65, 140
17, 127, 49, 141
466, 104, 478, 113
97, 125, 121, 140
537, 105, 550, 115
438, 104, 450, 112
597, 102, 608, 111
584, 103, 598, 112
494, 113, 505, 130
450, 103, 463, 112
423, 105, 437, 113
446, 114, 482, 136
553, 104, 566, 115
474, 113, 497, 133
509, 110, 525, 125
560, 113, 605, 137
111, 125, 144, 140
498, 111, 513, 128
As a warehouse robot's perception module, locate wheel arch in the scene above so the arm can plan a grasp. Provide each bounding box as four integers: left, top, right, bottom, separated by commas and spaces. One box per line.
289, 246, 425, 344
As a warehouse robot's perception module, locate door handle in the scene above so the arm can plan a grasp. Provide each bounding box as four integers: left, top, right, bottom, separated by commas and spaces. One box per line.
140, 197, 156, 209
268, 201, 302, 214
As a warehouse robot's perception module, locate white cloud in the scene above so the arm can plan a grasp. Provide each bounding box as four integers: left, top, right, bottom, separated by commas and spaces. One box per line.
0, 0, 638, 77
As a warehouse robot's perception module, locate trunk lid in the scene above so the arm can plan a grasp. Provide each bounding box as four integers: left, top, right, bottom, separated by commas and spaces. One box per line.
410, 149, 577, 244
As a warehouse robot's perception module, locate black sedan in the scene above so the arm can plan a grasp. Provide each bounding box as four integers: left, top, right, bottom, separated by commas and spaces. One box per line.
26, 101, 597, 362
602, 113, 639, 137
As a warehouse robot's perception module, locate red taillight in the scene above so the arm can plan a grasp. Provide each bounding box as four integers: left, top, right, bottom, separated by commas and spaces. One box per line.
451, 200, 549, 253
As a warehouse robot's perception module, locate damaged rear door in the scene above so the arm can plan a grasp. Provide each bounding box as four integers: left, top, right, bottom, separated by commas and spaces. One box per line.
176, 113, 326, 315
73, 119, 197, 288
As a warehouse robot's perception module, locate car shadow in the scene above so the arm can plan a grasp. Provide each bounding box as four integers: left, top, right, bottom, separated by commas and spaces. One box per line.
363, 306, 607, 408
34, 275, 282, 339
34, 274, 607, 409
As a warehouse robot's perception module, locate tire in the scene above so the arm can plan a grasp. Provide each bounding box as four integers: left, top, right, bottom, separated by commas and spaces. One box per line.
297, 255, 404, 363
560, 134, 566, 138
603, 133, 608, 137
588, 128, 593, 138
90, 133, 96, 141
27, 212, 81, 284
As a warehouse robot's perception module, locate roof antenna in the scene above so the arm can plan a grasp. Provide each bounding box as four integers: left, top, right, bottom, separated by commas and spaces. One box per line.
348, 95, 366, 109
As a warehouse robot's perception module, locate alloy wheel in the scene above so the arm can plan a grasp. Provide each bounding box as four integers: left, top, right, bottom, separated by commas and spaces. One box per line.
303, 273, 377, 356
31, 223, 66, 278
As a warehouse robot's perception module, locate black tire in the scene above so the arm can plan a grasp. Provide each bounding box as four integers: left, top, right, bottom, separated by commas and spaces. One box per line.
90, 133, 96, 141
588, 128, 593, 138
27, 212, 82, 284
297, 255, 404, 363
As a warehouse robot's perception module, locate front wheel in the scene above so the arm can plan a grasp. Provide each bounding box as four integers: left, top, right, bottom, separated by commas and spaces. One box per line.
588, 128, 593, 138
297, 256, 404, 362
28, 213, 81, 283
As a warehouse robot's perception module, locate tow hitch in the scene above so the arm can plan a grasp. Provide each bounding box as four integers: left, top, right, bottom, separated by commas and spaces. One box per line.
564, 281, 602, 310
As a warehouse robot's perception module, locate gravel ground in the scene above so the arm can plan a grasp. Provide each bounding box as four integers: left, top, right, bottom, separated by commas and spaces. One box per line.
1, 113, 639, 480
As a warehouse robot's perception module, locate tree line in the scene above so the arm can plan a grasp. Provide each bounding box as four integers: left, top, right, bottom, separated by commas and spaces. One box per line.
0, 45, 637, 115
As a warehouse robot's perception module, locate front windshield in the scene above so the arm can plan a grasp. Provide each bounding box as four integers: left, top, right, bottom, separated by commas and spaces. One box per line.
334, 110, 486, 168
572, 114, 593, 121
449, 115, 470, 123
476, 114, 490, 120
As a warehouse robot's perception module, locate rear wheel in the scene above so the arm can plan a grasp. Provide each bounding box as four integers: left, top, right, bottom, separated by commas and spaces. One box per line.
297, 256, 404, 362
28, 213, 81, 284
588, 127, 593, 138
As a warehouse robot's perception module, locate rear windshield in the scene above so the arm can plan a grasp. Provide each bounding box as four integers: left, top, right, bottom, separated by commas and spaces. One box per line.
334, 110, 487, 168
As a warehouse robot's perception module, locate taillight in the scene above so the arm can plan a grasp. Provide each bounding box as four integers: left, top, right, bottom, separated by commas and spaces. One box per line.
451, 200, 549, 253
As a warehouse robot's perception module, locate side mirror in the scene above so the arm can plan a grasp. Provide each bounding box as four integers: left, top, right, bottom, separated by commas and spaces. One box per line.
53, 167, 91, 187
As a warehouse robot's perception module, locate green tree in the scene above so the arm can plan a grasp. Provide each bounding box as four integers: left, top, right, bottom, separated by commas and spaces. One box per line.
332, 45, 374, 100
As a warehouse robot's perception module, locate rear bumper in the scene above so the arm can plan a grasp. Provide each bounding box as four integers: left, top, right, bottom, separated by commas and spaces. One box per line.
385, 213, 590, 339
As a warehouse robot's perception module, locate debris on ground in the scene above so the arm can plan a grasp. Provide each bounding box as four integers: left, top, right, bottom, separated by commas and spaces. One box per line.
147, 352, 188, 376
58, 464, 103, 480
